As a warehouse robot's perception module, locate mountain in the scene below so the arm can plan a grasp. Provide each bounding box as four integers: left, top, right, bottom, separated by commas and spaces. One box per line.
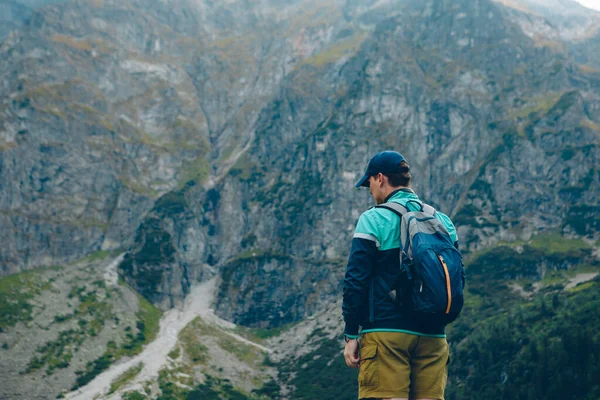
0, 0, 599, 398
495, 0, 600, 66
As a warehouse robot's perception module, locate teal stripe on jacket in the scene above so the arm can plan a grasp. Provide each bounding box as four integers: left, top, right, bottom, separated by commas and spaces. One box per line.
354, 189, 458, 250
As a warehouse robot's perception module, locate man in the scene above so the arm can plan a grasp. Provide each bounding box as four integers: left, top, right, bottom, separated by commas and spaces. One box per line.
342, 151, 459, 400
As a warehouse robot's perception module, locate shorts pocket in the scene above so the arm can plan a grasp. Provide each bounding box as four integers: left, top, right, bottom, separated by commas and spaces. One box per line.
359, 343, 379, 388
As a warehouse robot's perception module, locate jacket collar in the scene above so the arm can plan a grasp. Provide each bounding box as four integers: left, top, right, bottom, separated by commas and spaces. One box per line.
384, 187, 416, 203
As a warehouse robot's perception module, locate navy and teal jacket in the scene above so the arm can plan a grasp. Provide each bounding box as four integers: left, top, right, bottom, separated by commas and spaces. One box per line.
342, 188, 459, 338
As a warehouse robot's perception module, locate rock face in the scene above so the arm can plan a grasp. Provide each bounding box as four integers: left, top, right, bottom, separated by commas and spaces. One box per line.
0, 0, 65, 39
1, 0, 599, 325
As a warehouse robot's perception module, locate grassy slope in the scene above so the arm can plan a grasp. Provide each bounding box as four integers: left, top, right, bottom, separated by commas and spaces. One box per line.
71, 285, 162, 390
0, 254, 162, 398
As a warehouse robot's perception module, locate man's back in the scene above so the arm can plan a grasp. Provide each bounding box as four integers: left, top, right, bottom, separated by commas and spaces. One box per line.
344, 188, 458, 337
342, 151, 463, 400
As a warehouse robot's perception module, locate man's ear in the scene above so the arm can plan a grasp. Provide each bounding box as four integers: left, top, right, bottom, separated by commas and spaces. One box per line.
377, 173, 385, 187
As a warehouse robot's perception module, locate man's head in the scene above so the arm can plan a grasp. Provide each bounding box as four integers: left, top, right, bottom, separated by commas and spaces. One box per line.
355, 151, 412, 204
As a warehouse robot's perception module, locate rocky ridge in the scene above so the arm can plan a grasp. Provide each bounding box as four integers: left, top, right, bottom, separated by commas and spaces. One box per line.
1, 0, 599, 321
122, 0, 600, 323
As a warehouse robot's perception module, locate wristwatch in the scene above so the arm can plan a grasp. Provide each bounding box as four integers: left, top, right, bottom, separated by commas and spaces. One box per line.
344, 335, 359, 342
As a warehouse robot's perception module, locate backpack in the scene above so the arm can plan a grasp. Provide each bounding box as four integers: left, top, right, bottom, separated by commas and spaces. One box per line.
376, 200, 465, 326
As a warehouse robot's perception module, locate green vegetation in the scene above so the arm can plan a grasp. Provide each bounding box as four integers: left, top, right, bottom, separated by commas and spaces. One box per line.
73, 344, 118, 390
80, 250, 113, 263
446, 279, 600, 400
119, 176, 159, 197
251, 379, 282, 399
568, 280, 595, 293
179, 323, 209, 365
465, 231, 593, 261
463, 233, 596, 302
135, 292, 162, 346
159, 374, 253, 400
301, 34, 367, 68
281, 336, 358, 400
0, 268, 59, 330
233, 323, 295, 342
154, 317, 277, 399
119, 217, 177, 300
447, 231, 599, 398
25, 329, 77, 374
53, 34, 93, 51
183, 317, 265, 366
581, 118, 600, 131
27, 285, 114, 375
184, 380, 221, 399
217, 333, 264, 365
109, 363, 143, 394
0, 271, 37, 329
71, 292, 160, 390
123, 391, 148, 400
507, 93, 563, 120
168, 346, 181, 360
14, 265, 161, 377
177, 156, 210, 189
157, 366, 195, 400
0, 140, 17, 151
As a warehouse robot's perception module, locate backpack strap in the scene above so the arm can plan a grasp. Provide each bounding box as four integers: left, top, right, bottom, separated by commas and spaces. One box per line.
422, 203, 436, 216
376, 201, 436, 216
375, 202, 409, 217
376, 200, 436, 282
375, 202, 412, 280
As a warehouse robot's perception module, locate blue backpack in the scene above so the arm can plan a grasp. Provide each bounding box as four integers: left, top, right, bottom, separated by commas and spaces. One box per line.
376, 200, 465, 325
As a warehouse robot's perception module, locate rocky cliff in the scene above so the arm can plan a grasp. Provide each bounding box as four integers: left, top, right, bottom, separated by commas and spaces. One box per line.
1, 0, 599, 315
120, 0, 600, 320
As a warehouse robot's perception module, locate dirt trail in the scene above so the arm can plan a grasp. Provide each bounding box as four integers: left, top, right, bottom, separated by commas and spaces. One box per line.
65, 273, 270, 400
103, 254, 124, 287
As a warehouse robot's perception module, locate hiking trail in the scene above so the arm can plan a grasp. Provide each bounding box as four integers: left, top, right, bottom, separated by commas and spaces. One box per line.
65, 271, 271, 400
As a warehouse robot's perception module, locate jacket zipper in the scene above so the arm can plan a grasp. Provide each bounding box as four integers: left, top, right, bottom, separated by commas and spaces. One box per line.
369, 278, 375, 323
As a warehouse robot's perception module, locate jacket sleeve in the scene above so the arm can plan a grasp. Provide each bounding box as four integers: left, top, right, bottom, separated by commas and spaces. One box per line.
342, 212, 379, 337
435, 211, 459, 248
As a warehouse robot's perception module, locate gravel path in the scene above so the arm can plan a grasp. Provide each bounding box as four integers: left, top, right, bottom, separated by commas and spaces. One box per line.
103, 254, 124, 287
65, 271, 270, 400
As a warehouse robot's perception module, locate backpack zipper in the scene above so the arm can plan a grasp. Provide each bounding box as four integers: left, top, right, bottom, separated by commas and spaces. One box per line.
437, 255, 452, 314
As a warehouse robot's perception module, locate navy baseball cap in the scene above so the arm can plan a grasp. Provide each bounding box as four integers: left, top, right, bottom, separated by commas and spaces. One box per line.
355, 151, 407, 188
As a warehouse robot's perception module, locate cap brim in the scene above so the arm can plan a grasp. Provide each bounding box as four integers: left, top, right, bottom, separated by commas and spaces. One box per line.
355, 174, 370, 188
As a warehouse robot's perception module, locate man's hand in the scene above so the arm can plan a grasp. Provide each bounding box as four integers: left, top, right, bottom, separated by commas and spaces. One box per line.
344, 339, 360, 368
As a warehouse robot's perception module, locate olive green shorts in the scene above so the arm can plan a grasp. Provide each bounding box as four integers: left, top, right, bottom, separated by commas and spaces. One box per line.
358, 331, 449, 400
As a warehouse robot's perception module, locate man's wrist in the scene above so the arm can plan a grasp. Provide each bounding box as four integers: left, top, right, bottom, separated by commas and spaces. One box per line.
344, 334, 359, 342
